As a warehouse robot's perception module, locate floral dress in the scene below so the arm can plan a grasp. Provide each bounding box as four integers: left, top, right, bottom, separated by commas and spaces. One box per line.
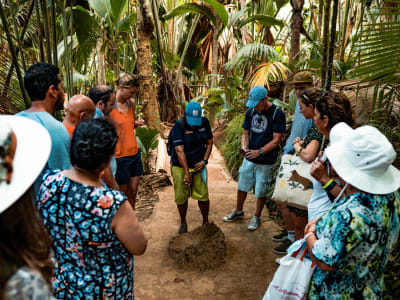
38, 170, 133, 299
308, 192, 400, 299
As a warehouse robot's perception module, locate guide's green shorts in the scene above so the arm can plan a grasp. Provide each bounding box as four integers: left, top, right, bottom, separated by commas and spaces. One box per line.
171, 166, 209, 205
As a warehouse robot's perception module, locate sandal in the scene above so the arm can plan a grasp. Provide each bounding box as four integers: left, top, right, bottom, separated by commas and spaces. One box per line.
178, 223, 188, 234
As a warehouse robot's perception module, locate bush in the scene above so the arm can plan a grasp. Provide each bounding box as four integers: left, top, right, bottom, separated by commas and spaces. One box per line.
221, 114, 245, 180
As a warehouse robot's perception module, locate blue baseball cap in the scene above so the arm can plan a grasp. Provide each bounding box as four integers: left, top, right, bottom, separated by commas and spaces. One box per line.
185, 101, 202, 126
246, 85, 268, 108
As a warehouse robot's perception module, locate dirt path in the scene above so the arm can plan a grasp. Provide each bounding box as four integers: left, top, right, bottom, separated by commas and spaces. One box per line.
135, 147, 282, 300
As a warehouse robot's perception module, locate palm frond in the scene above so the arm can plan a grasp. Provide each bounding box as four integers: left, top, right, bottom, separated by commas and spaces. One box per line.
354, 4, 400, 83
224, 42, 280, 72
249, 62, 290, 88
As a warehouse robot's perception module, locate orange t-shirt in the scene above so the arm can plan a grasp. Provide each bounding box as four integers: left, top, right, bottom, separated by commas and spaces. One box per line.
64, 125, 75, 139
108, 106, 138, 158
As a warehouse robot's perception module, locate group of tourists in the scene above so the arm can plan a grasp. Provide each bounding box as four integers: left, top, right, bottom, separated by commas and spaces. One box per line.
1, 62, 147, 299
169, 71, 400, 299
1, 61, 400, 299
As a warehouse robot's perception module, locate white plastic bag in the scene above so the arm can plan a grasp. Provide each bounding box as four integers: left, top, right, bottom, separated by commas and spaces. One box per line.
263, 239, 315, 300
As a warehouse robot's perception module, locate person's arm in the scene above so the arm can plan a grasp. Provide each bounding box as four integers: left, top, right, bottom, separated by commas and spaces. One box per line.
194, 138, 213, 172
293, 139, 320, 163
310, 159, 342, 198
175, 145, 191, 185
111, 201, 147, 255
305, 233, 336, 272
245, 132, 284, 160
101, 165, 118, 190
130, 98, 145, 128
241, 130, 249, 151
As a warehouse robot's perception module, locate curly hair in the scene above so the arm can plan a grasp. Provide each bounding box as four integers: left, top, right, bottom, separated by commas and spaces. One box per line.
302, 88, 355, 129
70, 119, 117, 171
0, 187, 54, 298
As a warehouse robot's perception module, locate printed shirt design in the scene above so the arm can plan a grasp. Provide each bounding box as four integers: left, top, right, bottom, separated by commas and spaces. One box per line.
308, 192, 400, 299
250, 114, 268, 133
38, 170, 134, 300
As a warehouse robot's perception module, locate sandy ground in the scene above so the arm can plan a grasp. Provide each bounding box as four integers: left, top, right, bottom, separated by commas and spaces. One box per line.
134, 147, 282, 300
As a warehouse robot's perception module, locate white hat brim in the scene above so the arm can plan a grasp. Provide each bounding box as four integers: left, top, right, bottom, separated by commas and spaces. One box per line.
0, 116, 51, 213
326, 143, 400, 194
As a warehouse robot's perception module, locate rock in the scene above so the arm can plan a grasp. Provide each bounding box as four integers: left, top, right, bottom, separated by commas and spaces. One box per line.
167, 223, 226, 271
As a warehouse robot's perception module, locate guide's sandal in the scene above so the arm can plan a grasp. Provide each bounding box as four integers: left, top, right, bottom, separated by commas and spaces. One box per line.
178, 223, 188, 234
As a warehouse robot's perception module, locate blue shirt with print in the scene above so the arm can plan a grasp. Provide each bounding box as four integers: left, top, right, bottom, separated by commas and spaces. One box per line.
242, 104, 286, 165
170, 117, 213, 168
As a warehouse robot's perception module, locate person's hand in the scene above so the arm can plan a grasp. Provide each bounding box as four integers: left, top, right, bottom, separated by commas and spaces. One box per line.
194, 161, 205, 172
305, 219, 318, 234
136, 118, 145, 127
245, 149, 260, 160
184, 173, 191, 186
310, 160, 330, 184
292, 137, 303, 145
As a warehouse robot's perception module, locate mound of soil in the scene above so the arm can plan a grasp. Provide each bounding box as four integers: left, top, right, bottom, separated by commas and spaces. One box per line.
167, 223, 226, 271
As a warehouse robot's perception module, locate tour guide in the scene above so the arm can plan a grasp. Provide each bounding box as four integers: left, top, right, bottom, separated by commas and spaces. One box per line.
170, 101, 213, 234
223, 85, 286, 230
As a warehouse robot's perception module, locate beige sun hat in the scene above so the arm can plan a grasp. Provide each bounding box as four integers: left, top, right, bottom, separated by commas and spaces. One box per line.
325, 122, 400, 194
289, 71, 313, 84
0, 115, 51, 214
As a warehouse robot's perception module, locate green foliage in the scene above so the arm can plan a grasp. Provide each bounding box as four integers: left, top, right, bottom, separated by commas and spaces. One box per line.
237, 14, 284, 29
136, 127, 159, 174
224, 43, 280, 72
136, 127, 159, 156
163, 3, 217, 25
221, 114, 245, 180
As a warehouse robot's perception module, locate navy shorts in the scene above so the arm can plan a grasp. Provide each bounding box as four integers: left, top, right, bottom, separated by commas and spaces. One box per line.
115, 149, 144, 185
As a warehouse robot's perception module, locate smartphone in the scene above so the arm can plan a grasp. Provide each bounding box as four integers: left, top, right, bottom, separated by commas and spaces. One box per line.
319, 152, 328, 163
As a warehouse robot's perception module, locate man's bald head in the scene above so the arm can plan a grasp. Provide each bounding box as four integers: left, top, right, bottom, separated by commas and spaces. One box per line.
64, 94, 96, 126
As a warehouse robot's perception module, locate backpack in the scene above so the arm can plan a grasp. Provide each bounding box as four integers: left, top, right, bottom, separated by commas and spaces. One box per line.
167, 118, 185, 156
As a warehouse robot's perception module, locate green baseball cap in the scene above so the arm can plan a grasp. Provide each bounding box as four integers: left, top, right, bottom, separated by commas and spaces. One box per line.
289, 71, 313, 84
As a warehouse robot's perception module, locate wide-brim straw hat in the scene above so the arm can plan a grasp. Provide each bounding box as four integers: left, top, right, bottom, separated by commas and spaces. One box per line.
0, 115, 51, 214
325, 122, 400, 194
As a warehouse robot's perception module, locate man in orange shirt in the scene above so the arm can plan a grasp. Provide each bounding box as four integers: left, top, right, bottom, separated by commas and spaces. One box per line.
63, 95, 95, 138
108, 74, 145, 209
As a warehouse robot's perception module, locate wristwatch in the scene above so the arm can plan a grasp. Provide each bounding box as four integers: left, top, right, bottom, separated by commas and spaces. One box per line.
203, 159, 208, 165
258, 149, 263, 155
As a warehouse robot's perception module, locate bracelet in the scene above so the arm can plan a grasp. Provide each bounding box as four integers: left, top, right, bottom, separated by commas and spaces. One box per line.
203, 159, 208, 165
258, 149, 263, 155
295, 146, 303, 155
322, 179, 334, 189
304, 232, 315, 240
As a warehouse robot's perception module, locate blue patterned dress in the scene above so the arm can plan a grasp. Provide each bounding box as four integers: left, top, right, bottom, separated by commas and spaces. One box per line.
308, 192, 400, 299
38, 170, 134, 299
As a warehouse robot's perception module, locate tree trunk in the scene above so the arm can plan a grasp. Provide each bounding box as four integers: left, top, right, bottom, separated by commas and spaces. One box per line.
137, 0, 160, 131
318, 0, 324, 36
289, 0, 305, 65
40, 0, 52, 64
325, 0, 339, 91
208, 18, 220, 128
96, 31, 106, 85
34, 0, 45, 61
321, 0, 331, 88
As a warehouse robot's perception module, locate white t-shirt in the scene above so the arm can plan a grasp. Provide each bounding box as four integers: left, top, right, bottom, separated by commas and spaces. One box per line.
307, 178, 332, 221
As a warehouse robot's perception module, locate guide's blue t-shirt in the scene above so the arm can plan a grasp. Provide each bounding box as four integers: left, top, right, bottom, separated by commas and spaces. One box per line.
242, 104, 286, 165
170, 117, 213, 168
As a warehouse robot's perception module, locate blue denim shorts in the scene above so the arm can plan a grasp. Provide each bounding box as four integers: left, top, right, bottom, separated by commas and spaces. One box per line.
115, 149, 144, 185
237, 158, 274, 198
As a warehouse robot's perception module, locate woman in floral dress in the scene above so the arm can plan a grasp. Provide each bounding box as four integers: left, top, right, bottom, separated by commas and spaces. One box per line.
38, 119, 147, 299
305, 123, 400, 299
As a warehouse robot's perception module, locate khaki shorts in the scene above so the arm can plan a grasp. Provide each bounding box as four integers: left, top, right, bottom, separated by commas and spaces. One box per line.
171, 166, 209, 205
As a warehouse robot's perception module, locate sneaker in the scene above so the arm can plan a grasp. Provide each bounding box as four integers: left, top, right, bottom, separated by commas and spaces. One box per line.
247, 215, 261, 231
273, 239, 292, 254
223, 210, 244, 222
178, 223, 188, 234
275, 257, 281, 265
272, 229, 288, 242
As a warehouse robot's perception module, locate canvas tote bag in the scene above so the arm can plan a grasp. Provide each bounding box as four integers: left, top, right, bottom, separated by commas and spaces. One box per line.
272, 136, 325, 209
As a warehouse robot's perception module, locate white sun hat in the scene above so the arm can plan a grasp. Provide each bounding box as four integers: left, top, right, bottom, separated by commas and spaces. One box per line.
0, 115, 51, 214
325, 122, 400, 194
